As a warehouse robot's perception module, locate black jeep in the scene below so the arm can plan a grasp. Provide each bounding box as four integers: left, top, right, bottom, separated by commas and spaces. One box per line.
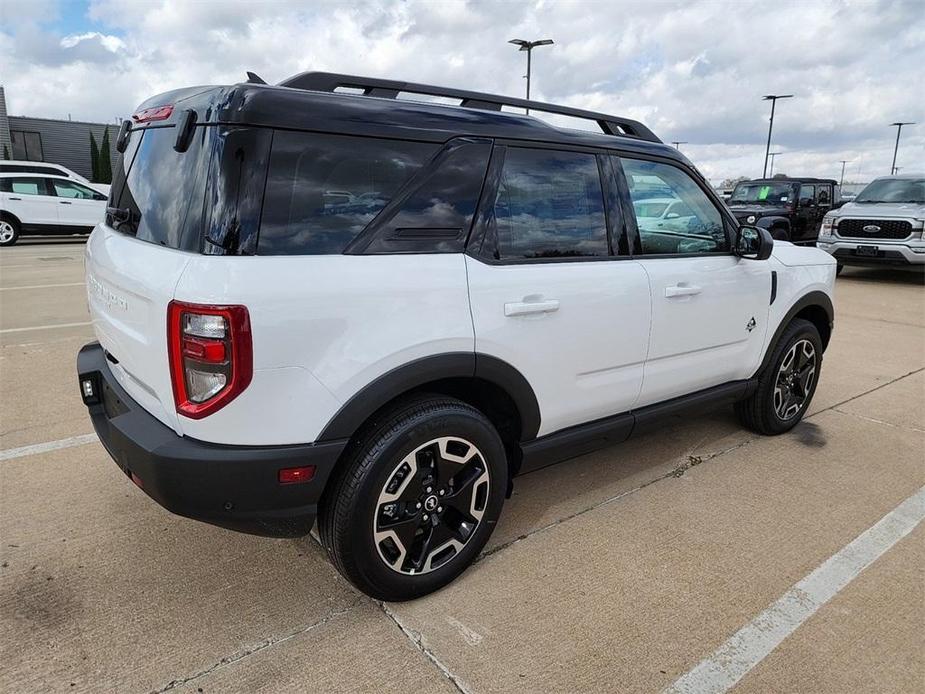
728, 176, 839, 245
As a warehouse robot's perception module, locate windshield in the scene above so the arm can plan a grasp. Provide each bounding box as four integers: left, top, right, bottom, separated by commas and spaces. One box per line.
854, 178, 925, 204
729, 182, 795, 205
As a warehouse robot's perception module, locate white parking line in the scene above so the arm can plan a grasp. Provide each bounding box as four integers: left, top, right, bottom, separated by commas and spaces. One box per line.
0, 433, 99, 462
664, 485, 925, 694
0, 282, 84, 291
0, 321, 92, 334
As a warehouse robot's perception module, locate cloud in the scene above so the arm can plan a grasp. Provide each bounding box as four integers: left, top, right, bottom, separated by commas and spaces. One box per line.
0, 0, 922, 181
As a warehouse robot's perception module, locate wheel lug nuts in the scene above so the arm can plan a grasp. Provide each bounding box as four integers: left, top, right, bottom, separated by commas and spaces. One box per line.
437, 506, 443, 513
439, 489, 445, 496
426, 486, 433, 493
416, 502, 421, 509
423, 514, 429, 521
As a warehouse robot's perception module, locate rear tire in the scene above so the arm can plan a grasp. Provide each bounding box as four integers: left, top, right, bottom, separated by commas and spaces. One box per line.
0, 218, 20, 247
736, 318, 822, 435
318, 395, 507, 601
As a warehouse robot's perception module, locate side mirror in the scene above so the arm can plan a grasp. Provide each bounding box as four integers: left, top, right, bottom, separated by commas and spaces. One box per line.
735, 225, 773, 261
665, 212, 680, 219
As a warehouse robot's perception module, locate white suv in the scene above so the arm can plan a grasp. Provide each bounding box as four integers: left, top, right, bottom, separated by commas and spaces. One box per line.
77, 73, 836, 600
0, 173, 107, 246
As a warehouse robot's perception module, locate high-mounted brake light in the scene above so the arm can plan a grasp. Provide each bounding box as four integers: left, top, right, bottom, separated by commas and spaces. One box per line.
167, 301, 252, 419
132, 104, 174, 123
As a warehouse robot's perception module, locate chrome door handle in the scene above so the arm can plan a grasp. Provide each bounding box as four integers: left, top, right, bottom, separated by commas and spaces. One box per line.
504, 299, 560, 317
665, 284, 702, 298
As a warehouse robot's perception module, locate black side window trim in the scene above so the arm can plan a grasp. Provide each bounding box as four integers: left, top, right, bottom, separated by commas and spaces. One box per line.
468, 143, 633, 266
611, 153, 737, 259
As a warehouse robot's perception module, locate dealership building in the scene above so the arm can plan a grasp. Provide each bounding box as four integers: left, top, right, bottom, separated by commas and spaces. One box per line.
0, 86, 119, 181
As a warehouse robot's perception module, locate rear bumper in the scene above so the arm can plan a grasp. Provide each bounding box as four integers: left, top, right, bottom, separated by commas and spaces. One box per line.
77, 342, 347, 537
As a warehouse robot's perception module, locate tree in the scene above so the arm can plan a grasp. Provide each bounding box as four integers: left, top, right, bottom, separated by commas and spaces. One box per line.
90, 132, 101, 183
2, 144, 8, 160
719, 176, 749, 189
98, 129, 113, 184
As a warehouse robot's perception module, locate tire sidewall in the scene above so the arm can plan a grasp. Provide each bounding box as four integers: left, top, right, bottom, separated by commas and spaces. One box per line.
342, 406, 507, 600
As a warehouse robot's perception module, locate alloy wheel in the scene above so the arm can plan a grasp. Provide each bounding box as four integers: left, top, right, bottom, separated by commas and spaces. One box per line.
373, 436, 490, 575
0, 221, 14, 244
774, 339, 816, 420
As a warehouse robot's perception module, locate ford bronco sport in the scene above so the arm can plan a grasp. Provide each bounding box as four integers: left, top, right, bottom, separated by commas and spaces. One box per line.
77, 72, 836, 600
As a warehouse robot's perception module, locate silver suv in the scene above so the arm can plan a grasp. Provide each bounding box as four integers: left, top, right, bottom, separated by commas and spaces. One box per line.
817, 174, 925, 272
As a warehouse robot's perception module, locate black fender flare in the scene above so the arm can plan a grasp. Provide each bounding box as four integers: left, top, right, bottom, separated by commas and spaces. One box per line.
757, 291, 834, 375
316, 352, 541, 442
756, 216, 790, 239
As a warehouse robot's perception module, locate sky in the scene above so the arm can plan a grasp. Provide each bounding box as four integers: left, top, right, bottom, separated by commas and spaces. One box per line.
1, 0, 923, 185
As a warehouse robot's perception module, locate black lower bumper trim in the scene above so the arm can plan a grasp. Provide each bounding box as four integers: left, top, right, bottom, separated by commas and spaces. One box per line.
833, 248, 920, 267
77, 342, 347, 537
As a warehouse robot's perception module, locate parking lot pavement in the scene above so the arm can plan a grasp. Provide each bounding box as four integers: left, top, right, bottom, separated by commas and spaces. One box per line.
1, 242, 922, 693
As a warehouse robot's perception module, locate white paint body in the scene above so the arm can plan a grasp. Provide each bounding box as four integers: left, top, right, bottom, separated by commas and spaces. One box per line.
84, 224, 836, 446
0, 173, 106, 229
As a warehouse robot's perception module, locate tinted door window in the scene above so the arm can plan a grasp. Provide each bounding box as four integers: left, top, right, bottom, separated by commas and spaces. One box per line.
620, 157, 727, 255
51, 180, 100, 199
259, 132, 437, 255
799, 185, 816, 203
360, 139, 491, 253
493, 148, 607, 260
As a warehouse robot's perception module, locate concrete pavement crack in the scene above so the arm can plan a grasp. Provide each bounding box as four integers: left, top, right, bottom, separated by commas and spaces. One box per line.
378, 601, 473, 694
149, 601, 364, 693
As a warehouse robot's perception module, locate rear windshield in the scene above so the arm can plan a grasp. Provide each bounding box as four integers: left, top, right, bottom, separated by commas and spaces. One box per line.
110, 125, 210, 251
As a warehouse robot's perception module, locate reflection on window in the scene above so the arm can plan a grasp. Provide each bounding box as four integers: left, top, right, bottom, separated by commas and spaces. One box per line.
799, 185, 815, 202
3, 178, 44, 195
363, 139, 491, 253
494, 148, 607, 259
620, 157, 727, 255
259, 132, 436, 255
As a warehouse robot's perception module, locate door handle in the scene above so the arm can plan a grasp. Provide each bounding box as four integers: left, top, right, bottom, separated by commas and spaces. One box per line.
59, 201, 73, 205
9, 197, 21, 201
665, 284, 702, 298
504, 299, 560, 317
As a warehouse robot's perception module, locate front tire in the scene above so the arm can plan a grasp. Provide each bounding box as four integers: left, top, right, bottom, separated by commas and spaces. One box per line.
736, 318, 822, 435
0, 218, 20, 247
318, 395, 507, 601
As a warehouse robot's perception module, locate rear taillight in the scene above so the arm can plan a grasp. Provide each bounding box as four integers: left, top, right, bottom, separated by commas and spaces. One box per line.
167, 301, 252, 419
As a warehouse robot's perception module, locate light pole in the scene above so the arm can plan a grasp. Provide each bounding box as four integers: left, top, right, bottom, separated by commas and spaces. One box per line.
889, 122, 914, 174
839, 160, 850, 186
768, 151, 781, 177
671, 141, 688, 152
762, 94, 793, 178
508, 38, 554, 114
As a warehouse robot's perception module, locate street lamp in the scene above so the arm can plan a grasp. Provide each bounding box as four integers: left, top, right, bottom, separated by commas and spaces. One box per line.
768, 151, 781, 177
889, 122, 914, 175
671, 141, 688, 152
838, 160, 850, 186
761, 94, 793, 178
508, 38, 554, 114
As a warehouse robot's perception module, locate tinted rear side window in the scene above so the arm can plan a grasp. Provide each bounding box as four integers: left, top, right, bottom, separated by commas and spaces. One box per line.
112, 125, 210, 251
494, 148, 608, 259
258, 132, 436, 255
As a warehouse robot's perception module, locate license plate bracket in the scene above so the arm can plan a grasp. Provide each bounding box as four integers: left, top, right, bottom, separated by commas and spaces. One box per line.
855, 245, 879, 257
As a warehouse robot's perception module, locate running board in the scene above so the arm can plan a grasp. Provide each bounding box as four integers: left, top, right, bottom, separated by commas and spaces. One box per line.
518, 379, 757, 475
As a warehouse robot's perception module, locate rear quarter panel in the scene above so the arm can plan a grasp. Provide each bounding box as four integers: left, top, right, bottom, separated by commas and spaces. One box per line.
173, 254, 474, 445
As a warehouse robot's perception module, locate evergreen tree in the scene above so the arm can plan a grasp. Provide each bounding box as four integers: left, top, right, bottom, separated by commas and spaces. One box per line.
99, 129, 113, 184
90, 132, 101, 183
2, 144, 8, 160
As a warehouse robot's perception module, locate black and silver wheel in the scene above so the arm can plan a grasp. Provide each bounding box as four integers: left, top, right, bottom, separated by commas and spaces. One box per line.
736, 318, 822, 435
319, 395, 506, 601
773, 339, 816, 421
0, 218, 19, 247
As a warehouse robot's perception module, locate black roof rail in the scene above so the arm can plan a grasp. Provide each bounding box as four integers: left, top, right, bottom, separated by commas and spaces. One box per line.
277, 71, 661, 143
